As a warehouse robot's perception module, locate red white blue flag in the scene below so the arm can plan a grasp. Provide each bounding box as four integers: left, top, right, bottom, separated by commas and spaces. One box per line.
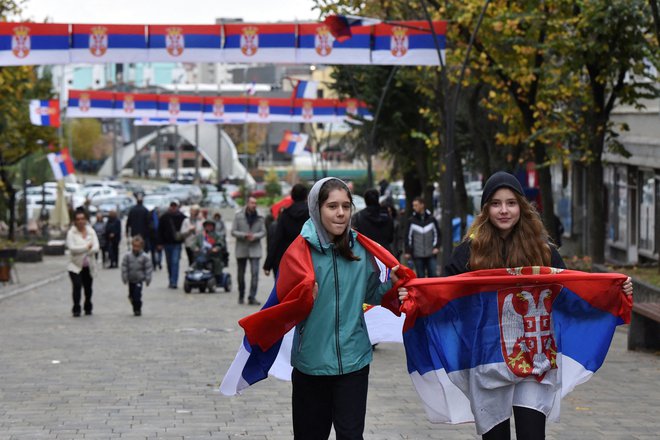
0, 22, 69, 66
336, 98, 373, 123
47, 149, 75, 180
71, 24, 147, 63
67, 90, 115, 118
400, 266, 632, 434
322, 15, 381, 43
247, 98, 292, 123
223, 23, 296, 64
148, 24, 222, 62
291, 98, 338, 123
29, 100, 60, 127
297, 23, 372, 65
202, 96, 247, 124
113, 92, 158, 119
157, 94, 202, 122
219, 233, 410, 395
291, 80, 318, 99
277, 130, 309, 155
372, 20, 447, 66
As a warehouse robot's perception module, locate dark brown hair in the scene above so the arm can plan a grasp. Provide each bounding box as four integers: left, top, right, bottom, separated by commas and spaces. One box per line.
318, 179, 360, 261
466, 191, 551, 269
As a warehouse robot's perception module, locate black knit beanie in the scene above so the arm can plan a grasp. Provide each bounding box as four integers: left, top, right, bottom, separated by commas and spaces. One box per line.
480, 171, 524, 209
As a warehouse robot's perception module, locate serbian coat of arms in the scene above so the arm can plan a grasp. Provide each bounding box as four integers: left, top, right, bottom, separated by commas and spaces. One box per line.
240, 27, 259, 57
11, 26, 31, 59
390, 26, 409, 58
166, 27, 184, 57
89, 26, 108, 57
314, 25, 334, 57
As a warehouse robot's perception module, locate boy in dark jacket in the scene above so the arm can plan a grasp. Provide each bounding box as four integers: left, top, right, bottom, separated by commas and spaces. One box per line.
352, 188, 394, 253
121, 235, 153, 316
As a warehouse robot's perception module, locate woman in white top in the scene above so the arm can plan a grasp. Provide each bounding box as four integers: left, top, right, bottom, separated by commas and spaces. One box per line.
66, 209, 100, 317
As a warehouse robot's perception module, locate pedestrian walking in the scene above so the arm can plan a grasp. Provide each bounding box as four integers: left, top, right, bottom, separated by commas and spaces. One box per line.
157, 200, 186, 289
286, 177, 401, 440
352, 188, 394, 253
230, 196, 265, 305
263, 183, 309, 277
121, 235, 153, 316
149, 206, 163, 270
104, 209, 121, 268
92, 212, 108, 268
398, 171, 634, 440
125, 192, 151, 248
66, 209, 100, 317
404, 196, 440, 277
181, 204, 204, 266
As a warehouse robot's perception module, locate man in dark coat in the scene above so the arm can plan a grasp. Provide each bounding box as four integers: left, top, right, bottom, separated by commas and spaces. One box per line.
104, 209, 121, 268
351, 188, 394, 253
263, 183, 309, 277
126, 193, 151, 250
157, 200, 187, 289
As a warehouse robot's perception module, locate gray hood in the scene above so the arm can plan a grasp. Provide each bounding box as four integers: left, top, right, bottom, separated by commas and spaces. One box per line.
307, 177, 352, 247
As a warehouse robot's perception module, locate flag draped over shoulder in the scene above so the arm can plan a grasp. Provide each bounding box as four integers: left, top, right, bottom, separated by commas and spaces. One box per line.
399, 266, 632, 434
219, 233, 412, 396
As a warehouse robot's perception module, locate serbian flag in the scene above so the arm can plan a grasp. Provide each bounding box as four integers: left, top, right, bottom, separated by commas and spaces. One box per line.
0, 22, 70, 66
220, 233, 413, 396
291, 80, 318, 99
202, 96, 247, 124
297, 22, 372, 65
67, 90, 115, 118
400, 266, 632, 434
247, 98, 292, 123
277, 130, 309, 155
336, 99, 373, 123
133, 118, 198, 126
29, 100, 60, 127
71, 24, 147, 63
148, 24, 222, 62
223, 23, 296, 64
372, 20, 447, 66
113, 92, 158, 119
47, 149, 75, 180
157, 94, 203, 121
291, 98, 337, 123
322, 15, 381, 43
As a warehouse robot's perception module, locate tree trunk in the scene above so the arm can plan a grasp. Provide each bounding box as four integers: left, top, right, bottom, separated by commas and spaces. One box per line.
533, 143, 558, 245
586, 158, 606, 264
0, 165, 16, 241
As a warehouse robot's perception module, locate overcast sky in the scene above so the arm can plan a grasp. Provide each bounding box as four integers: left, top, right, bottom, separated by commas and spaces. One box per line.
21, 0, 321, 24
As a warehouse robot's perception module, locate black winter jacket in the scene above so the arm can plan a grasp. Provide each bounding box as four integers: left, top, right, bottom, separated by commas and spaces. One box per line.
352, 206, 394, 253
263, 201, 310, 273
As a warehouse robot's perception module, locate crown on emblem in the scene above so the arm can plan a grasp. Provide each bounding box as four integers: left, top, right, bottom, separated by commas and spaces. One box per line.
242, 26, 258, 37
13, 25, 30, 37
90, 26, 107, 37
166, 27, 183, 37
316, 25, 330, 37
391, 26, 407, 38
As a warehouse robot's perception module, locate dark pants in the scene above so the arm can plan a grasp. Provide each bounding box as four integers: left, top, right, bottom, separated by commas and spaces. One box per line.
292, 365, 369, 440
128, 282, 143, 313
69, 268, 93, 315
108, 239, 120, 267
482, 406, 546, 440
151, 244, 162, 269
185, 247, 196, 267
413, 256, 437, 278
236, 257, 260, 300
96, 245, 107, 268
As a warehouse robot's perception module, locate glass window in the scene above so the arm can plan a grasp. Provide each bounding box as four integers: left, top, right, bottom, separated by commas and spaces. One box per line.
639, 170, 655, 252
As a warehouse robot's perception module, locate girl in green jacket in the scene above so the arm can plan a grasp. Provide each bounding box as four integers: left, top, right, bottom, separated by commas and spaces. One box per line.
290, 177, 400, 440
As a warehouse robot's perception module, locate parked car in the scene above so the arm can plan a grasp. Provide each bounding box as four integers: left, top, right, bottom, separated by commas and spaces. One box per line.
202, 191, 237, 209
142, 194, 170, 212
91, 195, 135, 218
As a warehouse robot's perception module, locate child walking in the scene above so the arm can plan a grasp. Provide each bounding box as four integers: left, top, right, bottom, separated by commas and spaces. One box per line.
121, 235, 153, 316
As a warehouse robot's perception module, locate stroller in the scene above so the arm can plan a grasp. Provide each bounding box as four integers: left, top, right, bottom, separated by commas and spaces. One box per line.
183, 245, 231, 294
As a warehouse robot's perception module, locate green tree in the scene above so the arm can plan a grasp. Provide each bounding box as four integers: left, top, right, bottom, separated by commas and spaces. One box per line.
64, 118, 103, 160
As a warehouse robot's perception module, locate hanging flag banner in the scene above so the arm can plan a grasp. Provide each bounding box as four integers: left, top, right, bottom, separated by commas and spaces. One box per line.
202, 96, 248, 123
134, 117, 199, 126
296, 23, 371, 65
148, 24, 222, 62
0, 22, 70, 66
224, 23, 296, 64
67, 90, 115, 118
336, 98, 373, 122
291, 98, 338, 123
29, 100, 61, 127
247, 97, 292, 123
71, 24, 147, 63
113, 92, 158, 118
277, 130, 310, 155
372, 20, 446, 66
322, 15, 382, 42
157, 94, 203, 122
47, 149, 76, 180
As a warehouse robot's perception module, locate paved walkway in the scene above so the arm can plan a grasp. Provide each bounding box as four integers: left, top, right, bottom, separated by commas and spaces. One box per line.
0, 218, 658, 439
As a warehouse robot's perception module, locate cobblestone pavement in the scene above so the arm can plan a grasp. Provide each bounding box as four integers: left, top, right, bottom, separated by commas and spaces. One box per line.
0, 216, 658, 439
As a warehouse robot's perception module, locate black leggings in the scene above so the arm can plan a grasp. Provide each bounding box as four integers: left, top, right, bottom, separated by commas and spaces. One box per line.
482, 406, 546, 440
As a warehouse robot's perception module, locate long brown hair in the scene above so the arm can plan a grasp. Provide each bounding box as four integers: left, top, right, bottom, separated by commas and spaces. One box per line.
467, 191, 551, 270
318, 179, 360, 261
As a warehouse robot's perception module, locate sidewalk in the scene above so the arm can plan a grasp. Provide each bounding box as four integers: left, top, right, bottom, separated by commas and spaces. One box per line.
0, 217, 658, 439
